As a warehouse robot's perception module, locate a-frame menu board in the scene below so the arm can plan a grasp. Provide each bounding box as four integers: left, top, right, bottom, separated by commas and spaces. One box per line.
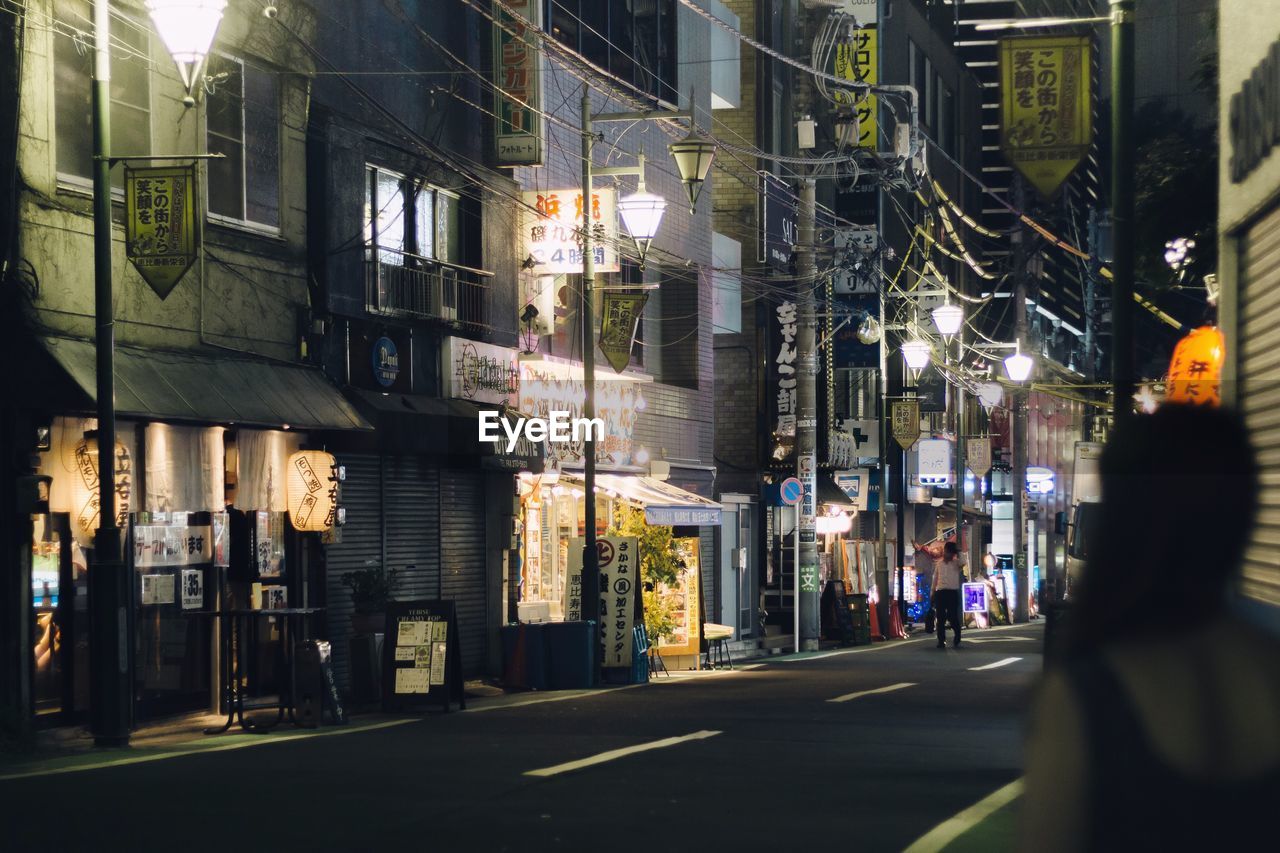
381, 600, 466, 712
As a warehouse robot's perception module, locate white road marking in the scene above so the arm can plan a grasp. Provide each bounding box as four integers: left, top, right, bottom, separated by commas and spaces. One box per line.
902, 777, 1024, 853
968, 656, 1023, 671
771, 621, 1041, 663
961, 636, 1033, 644
827, 682, 917, 703
464, 683, 643, 713
523, 730, 722, 777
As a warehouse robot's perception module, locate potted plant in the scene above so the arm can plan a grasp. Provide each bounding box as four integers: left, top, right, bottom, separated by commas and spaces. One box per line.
341, 565, 400, 634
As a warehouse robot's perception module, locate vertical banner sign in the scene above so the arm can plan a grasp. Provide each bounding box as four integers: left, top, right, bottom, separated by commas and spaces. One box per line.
798, 454, 817, 553
598, 292, 649, 373
832, 27, 877, 148
966, 437, 993, 479
771, 299, 799, 465
597, 536, 638, 668
998, 36, 1092, 199
761, 173, 798, 269
891, 400, 921, 450
492, 0, 543, 166
521, 188, 619, 274
124, 165, 197, 299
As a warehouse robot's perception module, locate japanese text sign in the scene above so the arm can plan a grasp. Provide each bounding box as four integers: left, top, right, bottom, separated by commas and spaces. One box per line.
998, 36, 1092, 199
599, 292, 648, 373
521, 188, 619, 274
597, 536, 637, 668
125, 165, 197, 299
1166, 325, 1224, 406
493, 0, 544, 166
962, 582, 988, 614
134, 524, 213, 568
966, 437, 993, 479
891, 400, 921, 450
771, 299, 799, 464
832, 26, 877, 148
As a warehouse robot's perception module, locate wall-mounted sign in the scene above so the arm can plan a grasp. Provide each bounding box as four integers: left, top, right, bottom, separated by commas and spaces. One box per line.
125, 165, 197, 299
833, 228, 879, 294
891, 400, 921, 450
134, 524, 213, 567
442, 337, 518, 405
832, 26, 877, 148
517, 363, 640, 466
770, 299, 798, 465
493, 0, 544, 166
762, 174, 797, 269
999, 36, 1092, 199
521, 188, 618, 274
286, 450, 338, 532
917, 438, 952, 486
966, 437, 993, 479
372, 336, 400, 387
833, 468, 870, 511
598, 292, 649, 374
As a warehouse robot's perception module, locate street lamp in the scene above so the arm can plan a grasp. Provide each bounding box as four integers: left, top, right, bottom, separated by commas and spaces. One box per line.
668, 127, 717, 214
145, 0, 227, 100
931, 302, 964, 337
615, 158, 666, 269
901, 339, 932, 371
86, 0, 223, 749
1004, 350, 1034, 382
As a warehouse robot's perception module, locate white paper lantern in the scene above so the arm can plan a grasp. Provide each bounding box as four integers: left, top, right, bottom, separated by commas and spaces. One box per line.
70, 436, 133, 538
286, 450, 338, 532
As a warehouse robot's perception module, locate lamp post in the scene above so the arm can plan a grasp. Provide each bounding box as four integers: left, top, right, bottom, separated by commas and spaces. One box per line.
88, 0, 223, 747
578, 90, 713, 683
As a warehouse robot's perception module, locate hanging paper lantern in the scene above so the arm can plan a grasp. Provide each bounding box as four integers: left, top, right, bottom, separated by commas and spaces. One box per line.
286, 450, 338, 532
1166, 326, 1224, 407
70, 435, 133, 538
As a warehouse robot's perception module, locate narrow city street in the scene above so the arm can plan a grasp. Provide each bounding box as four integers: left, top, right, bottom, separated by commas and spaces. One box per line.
1, 624, 1041, 853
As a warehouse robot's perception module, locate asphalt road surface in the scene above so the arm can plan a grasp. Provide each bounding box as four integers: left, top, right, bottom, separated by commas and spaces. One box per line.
1, 624, 1044, 853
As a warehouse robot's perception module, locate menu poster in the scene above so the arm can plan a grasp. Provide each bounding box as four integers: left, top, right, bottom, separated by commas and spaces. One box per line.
180, 568, 204, 610
140, 573, 175, 606
381, 599, 465, 713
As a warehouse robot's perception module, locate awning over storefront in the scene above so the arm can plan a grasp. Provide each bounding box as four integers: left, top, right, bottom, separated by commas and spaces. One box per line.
346, 389, 543, 471
817, 474, 858, 509
562, 471, 722, 526
36, 335, 371, 430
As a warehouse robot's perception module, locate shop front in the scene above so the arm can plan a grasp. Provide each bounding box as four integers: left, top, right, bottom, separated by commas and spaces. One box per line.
511, 356, 722, 672
19, 335, 369, 727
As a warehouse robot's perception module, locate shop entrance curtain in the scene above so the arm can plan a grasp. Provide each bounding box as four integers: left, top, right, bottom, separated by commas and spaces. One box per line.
145, 424, 225, 513
234, 429, 300, 512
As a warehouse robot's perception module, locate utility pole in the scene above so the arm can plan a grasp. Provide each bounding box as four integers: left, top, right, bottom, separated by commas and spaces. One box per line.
1110, 0, 1135, 427
1084, 208, 1100, 383
579, 88, 600, 681
795, 178, 820, 650
1011, 179, 1030, 624
89, 0, 130, 747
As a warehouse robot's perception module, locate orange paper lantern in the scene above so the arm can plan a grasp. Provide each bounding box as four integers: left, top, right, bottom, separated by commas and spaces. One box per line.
286, 450, 338, 532
1166, 326, 1224, 406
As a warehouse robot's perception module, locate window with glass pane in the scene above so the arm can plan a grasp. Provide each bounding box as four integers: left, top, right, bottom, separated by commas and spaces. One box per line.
54, 0, 151, 186
435, 191, 460, 264
413, 185, 434, 260
206, 55, 279, 227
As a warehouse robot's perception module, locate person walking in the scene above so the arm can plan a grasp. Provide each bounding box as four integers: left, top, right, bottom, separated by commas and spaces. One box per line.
931, 541, 965, 648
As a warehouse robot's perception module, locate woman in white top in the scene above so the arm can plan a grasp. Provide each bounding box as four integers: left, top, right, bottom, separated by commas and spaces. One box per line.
931, 541, 966, 648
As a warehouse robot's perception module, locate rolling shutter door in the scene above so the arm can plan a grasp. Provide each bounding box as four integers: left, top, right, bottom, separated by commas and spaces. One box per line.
384, 456, 441, 600
440, 469, 487, 675
323, 454, 382, 692
1239, 202, 1280, 607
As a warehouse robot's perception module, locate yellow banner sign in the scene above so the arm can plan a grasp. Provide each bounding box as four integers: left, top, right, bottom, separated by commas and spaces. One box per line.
598, 292, 648, 374
833, 27, 877, 148
891, 400, 920, 451
125, 165, 197, 299
998, 36, 1092, 199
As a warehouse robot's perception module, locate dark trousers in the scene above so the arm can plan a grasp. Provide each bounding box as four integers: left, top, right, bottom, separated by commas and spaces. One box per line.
934, 588, 961, 646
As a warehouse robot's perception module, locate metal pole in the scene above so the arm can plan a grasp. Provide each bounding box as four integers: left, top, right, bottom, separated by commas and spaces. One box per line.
1012, 182, 1030, 624
1110, 0, 1135, 427
793, 502, 800, 654
953, 342, 965, 564
580, 88, 600, 683
795, 178, 819, 650
89, 0, 129, 746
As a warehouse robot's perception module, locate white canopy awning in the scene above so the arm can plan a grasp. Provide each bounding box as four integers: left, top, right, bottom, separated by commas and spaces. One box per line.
562, 472, 722, 526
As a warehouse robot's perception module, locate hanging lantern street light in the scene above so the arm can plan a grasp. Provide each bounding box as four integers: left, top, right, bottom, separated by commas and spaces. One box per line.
931, 302, 964, 337
668, 127, 717, 214
976, 381, 1004, 410
1004, 349, 1034, 382
616, 171, 666, 269
901, 339, 932, 371
856, 313, 882, 345
145, 0, 228, 99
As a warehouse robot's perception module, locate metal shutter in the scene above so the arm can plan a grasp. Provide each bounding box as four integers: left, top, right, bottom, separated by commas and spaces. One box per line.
383, 456, 441, 600
1240, 203, 1280, 607
440, 469, 487, 675
323, 453, 382, 691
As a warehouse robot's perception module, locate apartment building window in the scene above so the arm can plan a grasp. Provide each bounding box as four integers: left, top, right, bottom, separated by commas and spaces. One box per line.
54, 0, 151, 187
547, 0, 677, 102
364, 166, 462, 265
206, 54, 280, 229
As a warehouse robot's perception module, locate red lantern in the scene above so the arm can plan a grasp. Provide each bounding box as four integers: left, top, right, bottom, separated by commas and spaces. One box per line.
1166, 326, 1224, 406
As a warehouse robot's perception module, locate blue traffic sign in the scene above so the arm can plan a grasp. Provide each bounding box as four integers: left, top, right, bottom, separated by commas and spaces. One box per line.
780, 477, 804, 506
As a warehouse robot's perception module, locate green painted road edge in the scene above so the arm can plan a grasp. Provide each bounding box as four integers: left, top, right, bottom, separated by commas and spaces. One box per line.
903, 778, 1024, 853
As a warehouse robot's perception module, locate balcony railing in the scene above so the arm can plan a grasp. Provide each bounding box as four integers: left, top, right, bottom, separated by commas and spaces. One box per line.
365, 246, 492, 329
